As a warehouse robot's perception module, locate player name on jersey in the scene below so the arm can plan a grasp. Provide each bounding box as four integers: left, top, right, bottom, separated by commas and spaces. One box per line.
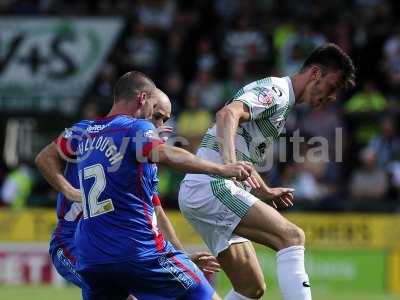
77, 136, 123, 166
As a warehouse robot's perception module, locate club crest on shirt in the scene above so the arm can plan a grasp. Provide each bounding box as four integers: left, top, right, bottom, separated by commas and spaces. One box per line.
256, 88, 274, 106
144, 129, 154, 138
63, 128, 73, 139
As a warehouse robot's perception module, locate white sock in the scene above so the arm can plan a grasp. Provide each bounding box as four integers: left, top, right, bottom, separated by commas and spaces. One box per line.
276, 245, 312, 300
224, 289, 258, 300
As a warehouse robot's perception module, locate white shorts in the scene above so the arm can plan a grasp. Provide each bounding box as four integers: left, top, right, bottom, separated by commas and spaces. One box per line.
178, 177, 259, 257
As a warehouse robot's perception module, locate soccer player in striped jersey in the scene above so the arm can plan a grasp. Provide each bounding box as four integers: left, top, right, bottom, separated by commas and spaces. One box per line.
178, 43, 356, 300
36, 86, 221, 299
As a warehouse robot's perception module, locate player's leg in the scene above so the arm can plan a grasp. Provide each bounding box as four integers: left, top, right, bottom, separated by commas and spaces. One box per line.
179, 179, 266, 300
169, 250, 217, 300
81, 288, 127, 300
217, 241, 265, 299
180, 283, 220, 300
132, 291, 220, 300
213, 292, 222, 300
78, 263, 129, 300
124, 247, 218, 300
130, 293, 171, 300
51, 247, 88, 290
234, 200, 311, 300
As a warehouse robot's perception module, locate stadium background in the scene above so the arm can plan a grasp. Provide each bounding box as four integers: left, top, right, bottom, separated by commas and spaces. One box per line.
0, 0, 399, 299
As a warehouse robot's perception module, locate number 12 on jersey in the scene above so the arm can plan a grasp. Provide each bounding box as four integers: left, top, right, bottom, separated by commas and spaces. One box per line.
79, 164, 115, 219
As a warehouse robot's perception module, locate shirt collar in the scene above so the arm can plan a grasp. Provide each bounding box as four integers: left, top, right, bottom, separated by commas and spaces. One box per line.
284, 76, 295, 106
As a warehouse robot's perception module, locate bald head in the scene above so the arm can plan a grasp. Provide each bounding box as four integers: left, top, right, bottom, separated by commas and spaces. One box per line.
152, 88, 172, 128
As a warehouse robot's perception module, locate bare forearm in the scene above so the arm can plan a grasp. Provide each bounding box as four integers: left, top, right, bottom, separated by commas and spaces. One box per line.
155, 206, 184, 251
149, 144, 253, 180
151, 145, 223, 176
216, 108, 239, 164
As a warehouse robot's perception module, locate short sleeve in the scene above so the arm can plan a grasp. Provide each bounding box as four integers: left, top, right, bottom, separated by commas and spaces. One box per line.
233, 86, 279, 120
131, 120, 165, 159
54, 134, 74, 158
152, 193, 162, 207
54, 122, 87, 158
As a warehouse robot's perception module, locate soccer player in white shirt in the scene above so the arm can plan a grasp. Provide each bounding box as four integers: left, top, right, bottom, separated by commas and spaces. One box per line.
179, 43, 355, 300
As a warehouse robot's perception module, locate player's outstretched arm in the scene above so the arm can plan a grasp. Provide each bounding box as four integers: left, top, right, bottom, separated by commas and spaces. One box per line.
35, 142, 81, 202
148, 144, 253, 181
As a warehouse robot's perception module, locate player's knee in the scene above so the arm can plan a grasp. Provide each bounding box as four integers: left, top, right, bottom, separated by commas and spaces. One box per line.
239, 281, 266, 299
252, 281, 267, 299
282, 224, 305, 248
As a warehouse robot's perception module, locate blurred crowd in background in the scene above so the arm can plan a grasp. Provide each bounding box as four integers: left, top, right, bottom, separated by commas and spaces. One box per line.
0, 0, 399, 212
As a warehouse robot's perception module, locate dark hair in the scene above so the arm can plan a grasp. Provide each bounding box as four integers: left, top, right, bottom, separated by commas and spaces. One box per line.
301, 43, 356, 91
113, 71, 155, 102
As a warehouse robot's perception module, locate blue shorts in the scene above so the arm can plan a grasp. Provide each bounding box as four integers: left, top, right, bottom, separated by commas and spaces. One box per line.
78, 250, 214, 300
50, 245, 90, 297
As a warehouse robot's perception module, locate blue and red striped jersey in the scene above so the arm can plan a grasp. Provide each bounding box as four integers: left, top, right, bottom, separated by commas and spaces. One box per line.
74, 114, 166, 267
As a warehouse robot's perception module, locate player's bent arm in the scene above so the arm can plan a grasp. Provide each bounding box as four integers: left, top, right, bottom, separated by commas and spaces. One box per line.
154, 199, 221, 274
35, 143, 81, 202
249, 169, 295, 208
148, 144, 252, 180
249, 169, 272, 198
154, 205, 185, 251
216, 101, 251, 164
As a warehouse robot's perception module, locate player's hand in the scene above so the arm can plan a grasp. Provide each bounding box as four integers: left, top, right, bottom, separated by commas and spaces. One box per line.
243, 173, 261, 189
221, 161, 253, 181
189, 252, 221, 274
64, 188, 82, 203
263, 187, 294, 209
233, 173, 260, 190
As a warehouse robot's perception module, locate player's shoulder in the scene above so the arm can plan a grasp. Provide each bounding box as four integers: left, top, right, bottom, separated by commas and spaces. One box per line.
133, 118, 154, 127
236, 77, 286, 105
130, 119, 157, 139
229, 76, 295, 122
62, 119, 93, 139
269, 76, 290, 94
96, 114, 150, 131
106, 114, 152, 127
95, 115, 155, 136
71, 119, 93, 129
257, 76, 293, 107
131, 118, 155, 131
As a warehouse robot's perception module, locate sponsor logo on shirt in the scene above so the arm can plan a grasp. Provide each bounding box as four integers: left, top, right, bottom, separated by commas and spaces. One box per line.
86, 124, 110, 133
272, 85, 283, 97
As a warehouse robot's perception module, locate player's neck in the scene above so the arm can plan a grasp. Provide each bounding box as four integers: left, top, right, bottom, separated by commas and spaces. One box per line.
107, 106, 126, 117
290, 73, 307, 104
107, 102, 137, 118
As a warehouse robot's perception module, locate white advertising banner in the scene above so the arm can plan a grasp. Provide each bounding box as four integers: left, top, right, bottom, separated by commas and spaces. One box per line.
0, 243, 62, 285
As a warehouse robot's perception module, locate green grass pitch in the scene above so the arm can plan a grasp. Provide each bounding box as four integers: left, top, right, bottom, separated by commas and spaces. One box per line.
1, 283, 400, 300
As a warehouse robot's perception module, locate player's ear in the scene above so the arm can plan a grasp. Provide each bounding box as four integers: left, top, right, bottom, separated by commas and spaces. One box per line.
310, 65, 321, 81
137, 92, 146, 106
